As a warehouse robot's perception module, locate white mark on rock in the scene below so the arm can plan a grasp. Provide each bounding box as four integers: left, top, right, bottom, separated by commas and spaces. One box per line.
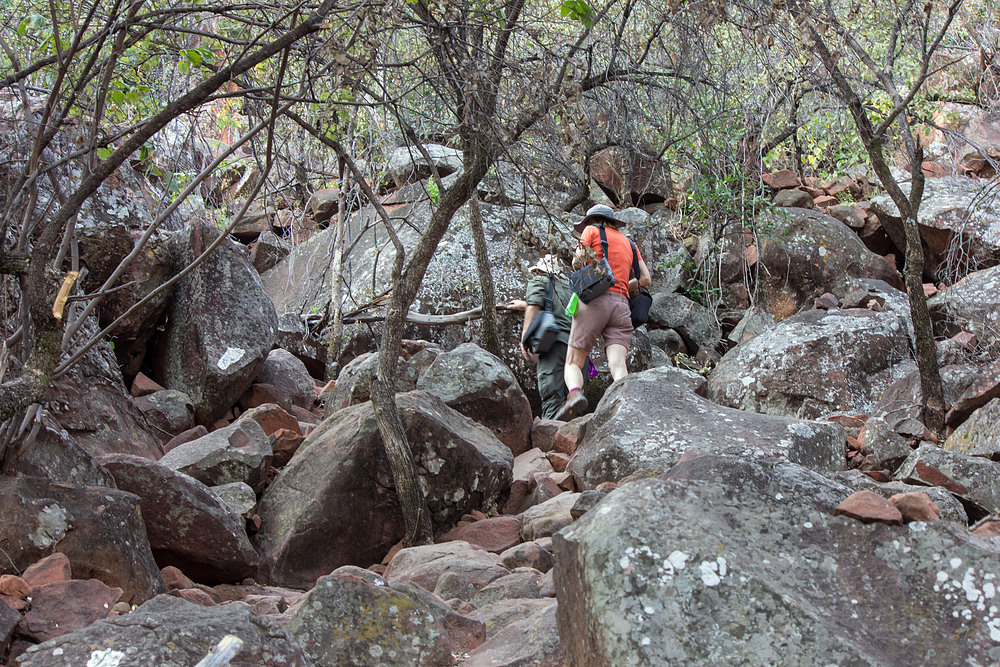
217, 347, 246, 370
667, 551, 688, 570
818, 246, 827, 257
699, 557, 727, 587
951, 558, 963, 569
87, 650, 126, 667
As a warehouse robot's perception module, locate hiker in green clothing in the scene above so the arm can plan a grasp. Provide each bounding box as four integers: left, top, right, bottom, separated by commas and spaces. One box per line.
518, 254, 574, 420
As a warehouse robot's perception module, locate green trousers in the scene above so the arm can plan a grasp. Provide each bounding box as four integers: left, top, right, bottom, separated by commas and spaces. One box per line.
537, 341, 568, 420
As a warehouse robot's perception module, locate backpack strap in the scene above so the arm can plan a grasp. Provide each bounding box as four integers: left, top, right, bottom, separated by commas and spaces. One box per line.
628, 238, 640, 281
597, 224, 610, 260
543, 276, 554, 313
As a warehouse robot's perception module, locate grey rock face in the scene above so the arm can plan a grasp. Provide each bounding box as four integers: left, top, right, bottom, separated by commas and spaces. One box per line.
929, 265, 1000, 356
102, 454, 259, 584
256, 392, 513, 588
157, 418, 272, 492
14, 594, 312, 667
554, 456, 1000, 666
707, 309, 913, 419
384, 144, 463, 189
463, 600, 564, 667
0, 477, 164, 605
868, 364, 980, 439
416, 343, 533, 456
211, 481, 257, 516
568, 367, 845, 489
287, 565, 482, 666
16, 409, 117, 487
860, 416, 913, 470
327, 341, 443, 415
135, 389, 195, 435
254, 348, 316, 408
871, 176, 1000, 279
646, 293, 721, 354
153, 220, 278, 425
945, 398, 1000, 458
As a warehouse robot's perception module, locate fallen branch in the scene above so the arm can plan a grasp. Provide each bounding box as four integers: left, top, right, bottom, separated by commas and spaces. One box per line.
342, 301, 523, 325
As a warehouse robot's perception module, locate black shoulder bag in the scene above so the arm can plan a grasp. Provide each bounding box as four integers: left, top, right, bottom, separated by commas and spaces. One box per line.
570, 225, 616, 304
628, 238, 653, 327
521, 276, 561, 355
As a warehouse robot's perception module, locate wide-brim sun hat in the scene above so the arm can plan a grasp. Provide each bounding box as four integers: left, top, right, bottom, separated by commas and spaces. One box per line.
574, 204, 621, 234
528, 254, 564, 275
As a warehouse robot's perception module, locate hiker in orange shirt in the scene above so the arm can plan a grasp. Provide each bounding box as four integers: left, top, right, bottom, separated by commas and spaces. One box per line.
554, 205, 651, 421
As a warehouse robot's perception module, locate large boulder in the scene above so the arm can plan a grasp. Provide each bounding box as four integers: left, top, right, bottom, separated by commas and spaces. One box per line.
945, 398, 1000, 457
646, 293, 721, 355
254, 348, 316, 409
554, 455, 1000, 666
14, 594, 312, 667
463, 600, 564, 667
287, 566, 483, 666
382, 541, 510, 594
871, 176, 1000, 280
102, 455, 259, 584
724, 208, 903, 317
37, 321, 162, 461
16, 409, 117, 487
157, 418, 272, 493
707, 309, 913, 419
416, 343, 533, 456
255, 391, 513, 588
0, 477, 164, 604
866, 364, 980, 439
928, 265, 1000, 357
327, 340, 443, 414
384, 143, 463, 189
588, 147, 674, 206
153, 220, 278, 425
567, 367, 845, 489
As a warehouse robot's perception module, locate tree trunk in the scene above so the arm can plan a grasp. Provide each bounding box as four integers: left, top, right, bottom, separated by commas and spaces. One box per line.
469, 192, 500, 357
325, 180, 348, 381
370, 149, 491, 547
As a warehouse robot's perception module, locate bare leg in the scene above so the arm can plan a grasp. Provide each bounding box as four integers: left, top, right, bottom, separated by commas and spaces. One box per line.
564, 345, 589, 392
606, 344, 628, 381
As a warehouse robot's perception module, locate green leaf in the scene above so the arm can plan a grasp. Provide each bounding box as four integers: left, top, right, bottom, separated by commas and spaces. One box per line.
96, 147, 112, 160
183, 49, 202, 66
110, 89, 125, 106
559, 0, 594, 28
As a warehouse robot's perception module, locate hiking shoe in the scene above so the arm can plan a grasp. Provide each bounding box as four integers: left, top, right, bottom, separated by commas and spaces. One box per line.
554, 390, 588, 421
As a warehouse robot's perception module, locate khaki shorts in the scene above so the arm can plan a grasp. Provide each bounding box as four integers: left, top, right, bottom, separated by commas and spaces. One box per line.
568, 291, 633, 351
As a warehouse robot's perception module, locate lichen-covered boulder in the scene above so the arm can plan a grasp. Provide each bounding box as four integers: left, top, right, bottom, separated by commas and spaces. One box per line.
256, 392, 513, 588
463, 600, 563, 667
929, 265, 1000, 355
866, 364, 979, 439
153, 220, 278, 425
157, 418, 272, 492
0, 477, 164, 604
554, 455, 1000, 666
945, 398, 1000, 458
725, 208, 903, 317
287, 566, 483, 666
707, 309, 913, 419
416, 343, 533, 456
102, 455, 258, 584
871, 176, 1000, 279
894, 444, 1000, 515
14, 594, 312, 667
567, 367, 844, 489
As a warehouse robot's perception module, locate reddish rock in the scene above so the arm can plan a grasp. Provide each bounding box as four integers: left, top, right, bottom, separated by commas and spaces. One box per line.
767, 169, 800, 190
813, 195, 840, 208
545, 452, 570, 473
550, 472, 575, 492
888, 492, 940, 522
502, 480, 530, 515
172, 587, 218, 606
921, 161, 951, 178
552, 419, 587, 455
823, 414, 868, 429
131, 372, 165, 398
17, 579, 123, 642
210, 418, 230, 431
813, 293, 840, 310
381, 541, 405, 566
834, 490, 903, 525
241, 403, 301, 436
22, 553, 71, 588
290, 405, 320, 425
499, 542, 554, 574
530, 420, 561, 453
513, 449, 554, 483
519, 474, 563, 513
801, 186, 826, 199
437, 516, 520, 554
971, 517, 1000, 538
163, 425, 210, 453
923, 283, 938, 297
239, 383, 292, 412
1, 594, 27, 612
271, 428, 305, 467
951, 331, 978, 350
0, 575, 29, 599
160, 565, 195, 591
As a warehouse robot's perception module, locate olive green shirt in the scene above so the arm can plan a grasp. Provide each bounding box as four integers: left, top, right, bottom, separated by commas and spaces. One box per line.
524, 274, 573, 345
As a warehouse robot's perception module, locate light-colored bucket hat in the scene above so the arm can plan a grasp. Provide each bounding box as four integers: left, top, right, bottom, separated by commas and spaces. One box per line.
528, 253, 565, 275
574, 204, 621, 234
